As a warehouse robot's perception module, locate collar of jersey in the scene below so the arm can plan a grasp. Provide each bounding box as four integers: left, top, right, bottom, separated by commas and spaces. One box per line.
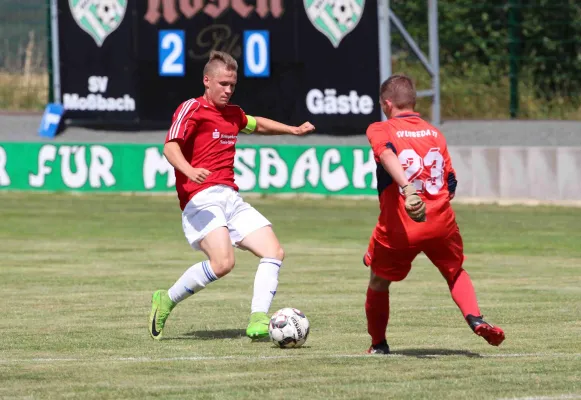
198, 96, 227, 111
393, 112, 421, 119
198, 96, 213, 109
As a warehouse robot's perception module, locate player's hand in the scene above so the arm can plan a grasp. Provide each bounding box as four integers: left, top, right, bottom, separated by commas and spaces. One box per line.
189, 168, 211, 184
402, 184, 426, 222
291, 122, 315, 136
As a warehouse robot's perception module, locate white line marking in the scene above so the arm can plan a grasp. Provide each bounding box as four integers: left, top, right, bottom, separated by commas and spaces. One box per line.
497, 395, 581, 400
1, 352, 579, 364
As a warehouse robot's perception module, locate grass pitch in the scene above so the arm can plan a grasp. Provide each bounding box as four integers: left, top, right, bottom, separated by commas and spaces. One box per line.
1, 193, 580, 399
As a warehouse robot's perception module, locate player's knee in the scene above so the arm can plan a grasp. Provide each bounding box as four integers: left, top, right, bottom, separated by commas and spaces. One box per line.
274, 245, 285, 261
369, 274, 391, 292
261, 244, 284, 261
444, 267, 464, 287
210, 256, 236, 278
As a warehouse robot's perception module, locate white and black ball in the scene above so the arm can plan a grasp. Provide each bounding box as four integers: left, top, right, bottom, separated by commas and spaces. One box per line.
268, 308, 310, 348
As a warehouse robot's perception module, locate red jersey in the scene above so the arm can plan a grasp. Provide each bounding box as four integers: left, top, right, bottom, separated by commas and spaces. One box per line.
366, 112, 458, 247
165, 96, 249, 210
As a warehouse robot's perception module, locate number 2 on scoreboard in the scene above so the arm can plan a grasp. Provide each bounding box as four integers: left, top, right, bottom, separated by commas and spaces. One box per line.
159, 30, 185, 77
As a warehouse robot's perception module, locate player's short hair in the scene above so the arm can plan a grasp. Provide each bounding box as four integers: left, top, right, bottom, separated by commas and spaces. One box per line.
203, 51, 238, 76
380, 74, 416, 109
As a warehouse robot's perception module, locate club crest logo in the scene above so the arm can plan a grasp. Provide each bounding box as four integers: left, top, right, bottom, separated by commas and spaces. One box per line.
69, 0, 127, 47
304, 0, 365, 48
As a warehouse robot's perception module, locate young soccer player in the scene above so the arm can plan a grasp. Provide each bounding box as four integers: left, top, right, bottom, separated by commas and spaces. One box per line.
149, 51, 315, 340
363, 74, 505, 354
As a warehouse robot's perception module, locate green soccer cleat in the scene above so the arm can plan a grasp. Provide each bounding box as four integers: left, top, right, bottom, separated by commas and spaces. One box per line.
149, 290, 176, 340
246, 312, 270, 340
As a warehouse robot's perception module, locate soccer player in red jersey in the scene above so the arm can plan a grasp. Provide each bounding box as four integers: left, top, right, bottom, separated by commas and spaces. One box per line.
149, 51, 315, 340
363, 75, 505, 354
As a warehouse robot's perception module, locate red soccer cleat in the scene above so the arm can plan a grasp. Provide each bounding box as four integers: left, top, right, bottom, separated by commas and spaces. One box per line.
466, 314, 505, 346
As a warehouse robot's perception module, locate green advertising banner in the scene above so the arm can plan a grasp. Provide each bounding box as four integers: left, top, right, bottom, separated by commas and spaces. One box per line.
0, 143, 378, 195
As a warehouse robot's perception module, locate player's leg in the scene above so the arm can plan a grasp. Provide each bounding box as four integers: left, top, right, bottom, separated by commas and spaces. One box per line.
227, 193, 282, 339
366, 270, 392, 354
363, 236, 419, 354
168, 226, 235, 301
150, 228, 234, 340
238, 226, 284, 313
237, 226, 284, 339
423, 227, 505, 346
149, 190, 233, 340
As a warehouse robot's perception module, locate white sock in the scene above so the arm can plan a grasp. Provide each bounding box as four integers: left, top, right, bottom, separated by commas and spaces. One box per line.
251, 258, 282, 314
167, 260, 218, 304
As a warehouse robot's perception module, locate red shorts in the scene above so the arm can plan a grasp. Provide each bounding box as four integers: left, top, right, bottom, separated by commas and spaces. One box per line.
363, 227, 465, 282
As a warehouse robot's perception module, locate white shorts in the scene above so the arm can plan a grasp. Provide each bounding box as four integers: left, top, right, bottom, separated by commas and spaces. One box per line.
181, 185, 271, 251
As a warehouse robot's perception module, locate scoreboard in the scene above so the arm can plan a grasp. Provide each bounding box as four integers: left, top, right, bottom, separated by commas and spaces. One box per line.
56, 0, 379, 135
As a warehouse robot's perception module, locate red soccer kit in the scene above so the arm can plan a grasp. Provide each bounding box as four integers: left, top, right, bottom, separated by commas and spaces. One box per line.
165, 96, 250, 211
364, 112, 463, 282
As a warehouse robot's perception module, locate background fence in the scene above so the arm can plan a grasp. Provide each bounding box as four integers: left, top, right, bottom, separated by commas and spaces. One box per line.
391, 0, 581, 121
1, 0, 580, 121
0, 0, 49, 111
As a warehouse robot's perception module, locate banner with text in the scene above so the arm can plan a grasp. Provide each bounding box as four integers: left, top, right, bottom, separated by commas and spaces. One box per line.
139, 0, 379, 133
57, 0, 139, 123
2, 143, 581, 200
56, 0, 379, 133
0, 143, 378, 195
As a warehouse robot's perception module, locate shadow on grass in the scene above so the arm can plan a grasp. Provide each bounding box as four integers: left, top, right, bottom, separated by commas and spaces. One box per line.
167, 330, 311, 347
392, 348, 482, 358
167, 328, 247, 340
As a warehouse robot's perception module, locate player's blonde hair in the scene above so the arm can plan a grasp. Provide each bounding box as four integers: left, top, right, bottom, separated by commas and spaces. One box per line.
380, 74, 416, 109
203, 51, 238, 76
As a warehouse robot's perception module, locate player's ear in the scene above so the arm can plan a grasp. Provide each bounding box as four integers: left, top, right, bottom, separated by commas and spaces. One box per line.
203, 74, 210, 89
385, 99, 394, 115
380, 99, 390, 118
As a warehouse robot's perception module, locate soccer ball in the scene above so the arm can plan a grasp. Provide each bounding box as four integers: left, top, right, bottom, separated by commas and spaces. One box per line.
268, 308, 310, 348
96, 0, 122, 29
332, 0, 355, 26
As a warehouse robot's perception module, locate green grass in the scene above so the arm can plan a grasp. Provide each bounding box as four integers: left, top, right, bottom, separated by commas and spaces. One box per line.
1, 192, 580, 399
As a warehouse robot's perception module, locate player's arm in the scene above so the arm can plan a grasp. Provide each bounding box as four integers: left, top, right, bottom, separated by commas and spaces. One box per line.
243, 115, 315, 136
442, 143, 457, 200
367, 122, 426, 222
378, 148, 426, 222
163, 142, 210, 184
163, 100, 210, 184
378, 147, 410, 188
448, 168, 457, 200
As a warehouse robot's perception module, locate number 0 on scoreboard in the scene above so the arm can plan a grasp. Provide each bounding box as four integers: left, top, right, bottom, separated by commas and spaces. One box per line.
159, 30, 185, 77
243, 31, 270, 78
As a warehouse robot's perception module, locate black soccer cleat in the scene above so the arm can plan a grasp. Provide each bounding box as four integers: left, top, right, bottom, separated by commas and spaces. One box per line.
466, 314, 505, 346
367, 339, 391, 354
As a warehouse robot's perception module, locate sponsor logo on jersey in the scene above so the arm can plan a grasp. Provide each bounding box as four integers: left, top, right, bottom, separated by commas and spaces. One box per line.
220, 134, 237, 145
396, 130, 438, 138
211, 128, 237, 144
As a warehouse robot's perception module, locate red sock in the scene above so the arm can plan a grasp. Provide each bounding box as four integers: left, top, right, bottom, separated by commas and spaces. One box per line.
365, 287, 390, 346
448, 269, 480, 318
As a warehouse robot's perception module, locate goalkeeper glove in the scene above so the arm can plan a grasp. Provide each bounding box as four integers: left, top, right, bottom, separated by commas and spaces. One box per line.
402, 184, 426, 223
